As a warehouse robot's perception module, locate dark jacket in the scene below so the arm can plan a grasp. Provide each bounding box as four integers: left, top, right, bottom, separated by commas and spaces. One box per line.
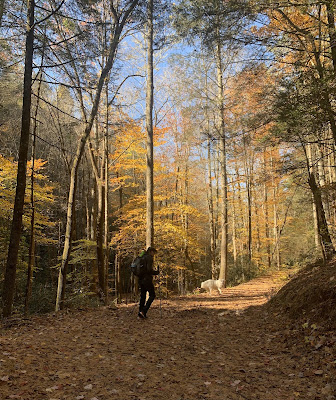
139, 251, 159, 284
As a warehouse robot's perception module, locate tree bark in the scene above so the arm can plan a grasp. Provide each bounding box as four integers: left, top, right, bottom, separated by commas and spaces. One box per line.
308, 172, 335, 260
0, 0, 5, 28
231, 180, 237, 271
104, 86, 110, 302
271, 155, 281, 269
2, 0, 34, 318
326, 0, 336, 74
243, 136, 252, 275
216, 37, 228, 285
146, 0, 154, 249
207, 136, 216, 279
263, 148, 271, 269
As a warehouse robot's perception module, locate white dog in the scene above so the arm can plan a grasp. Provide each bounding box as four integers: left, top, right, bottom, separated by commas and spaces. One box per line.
201, 279, 225, 294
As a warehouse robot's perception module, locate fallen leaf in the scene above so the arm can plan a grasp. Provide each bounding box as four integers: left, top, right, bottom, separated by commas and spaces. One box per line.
314, 370, 323, 375
84, 384, 93, 390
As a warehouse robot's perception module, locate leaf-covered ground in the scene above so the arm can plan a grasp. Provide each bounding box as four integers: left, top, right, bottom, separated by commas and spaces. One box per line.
1, 269, 335, 400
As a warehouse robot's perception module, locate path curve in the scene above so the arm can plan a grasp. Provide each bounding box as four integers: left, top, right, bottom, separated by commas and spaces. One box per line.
1, 269, 334, 400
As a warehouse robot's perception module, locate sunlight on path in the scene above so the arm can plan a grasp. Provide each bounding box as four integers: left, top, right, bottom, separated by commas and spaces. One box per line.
1, 268, 332, 400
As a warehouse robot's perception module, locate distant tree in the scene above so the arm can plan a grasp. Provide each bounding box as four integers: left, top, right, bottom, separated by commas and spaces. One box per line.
0, 0, 5, 28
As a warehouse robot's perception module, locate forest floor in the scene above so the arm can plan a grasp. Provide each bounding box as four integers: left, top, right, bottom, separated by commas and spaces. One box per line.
1, 265, 336, 400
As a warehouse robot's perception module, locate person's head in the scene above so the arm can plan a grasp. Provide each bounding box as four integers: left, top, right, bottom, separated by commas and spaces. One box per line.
147, 246, 157, 256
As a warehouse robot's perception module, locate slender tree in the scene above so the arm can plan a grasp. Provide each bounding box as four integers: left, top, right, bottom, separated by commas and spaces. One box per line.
146, 0, 154, 248
2, 0, 35, 318
0, 0, 5, 28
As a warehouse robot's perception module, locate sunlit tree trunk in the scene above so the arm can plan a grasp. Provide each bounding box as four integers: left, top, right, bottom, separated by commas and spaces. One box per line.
234, 163, 245, 278
104, 86, 110, 302
312, 197, 320, 249
263, 148, 271, 269
216, 36, 228, 285
271, 155, 281, 269
146, 0, 154, 248
207, 137, 216, 279
306, 142, 335, 260
231, 181, 237, 271
243, 135, 252, 276
254, 192, 261, 271
214, 143, 220, 262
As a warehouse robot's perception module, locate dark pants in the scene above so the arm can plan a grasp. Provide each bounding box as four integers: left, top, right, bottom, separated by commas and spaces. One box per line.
139, 280, 156, 315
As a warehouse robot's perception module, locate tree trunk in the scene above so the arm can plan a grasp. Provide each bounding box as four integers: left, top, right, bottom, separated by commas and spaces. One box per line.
271, 155, 281, 269
206, 136, 216, 279
243, 137, 252, 276
146, 0, 154, 249
2, 0, 34, 318
231, 181, 237, 271
309, 173, 335, 260
24, 83, 41, 315
104, 86, 110, 302
326, 0, 336, 74
0, 0, 5, 28
263, 148, 271, 269
96, 171, 106, 300
312, 196, 320, 249
216, 37, 228, 285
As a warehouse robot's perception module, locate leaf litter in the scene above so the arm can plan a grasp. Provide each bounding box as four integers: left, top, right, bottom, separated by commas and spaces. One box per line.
0, 267, 335, 400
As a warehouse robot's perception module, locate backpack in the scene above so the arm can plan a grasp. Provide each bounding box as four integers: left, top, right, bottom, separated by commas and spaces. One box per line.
130, 255, 146, 277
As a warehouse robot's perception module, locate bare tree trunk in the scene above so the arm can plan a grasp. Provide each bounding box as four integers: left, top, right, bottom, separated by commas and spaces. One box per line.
96, 168, 106, 300
254, 185, 261, 271
216, 37, 228, 285
104, 87, 110, 302
146, 0, 154, 249
309, 173, 335, 260
2, 0, 34, 318
263, 148, 271, 269
24, 64, 45, 316
243, 136, 252, 276
214, 144, 220, 260
305, 141, 334, 259
115, 250, 122, 303
326, 0, 336, 74
271, 155, 281, 269
234, 163, 245, 279
231, 181, 237, 271
203, 70, 216, 279
0, 0, 5, 28
206, 136, 216, 279
312, 196, 320, 249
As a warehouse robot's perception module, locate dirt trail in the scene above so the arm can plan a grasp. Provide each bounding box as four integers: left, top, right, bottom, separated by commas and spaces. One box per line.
0, 270, 335, 400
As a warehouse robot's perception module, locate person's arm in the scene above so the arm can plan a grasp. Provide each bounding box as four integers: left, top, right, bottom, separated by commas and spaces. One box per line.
147, 255, 159, 275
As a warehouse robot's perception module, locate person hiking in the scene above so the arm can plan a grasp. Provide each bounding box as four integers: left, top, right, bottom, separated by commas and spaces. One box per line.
138, 246, 159, 319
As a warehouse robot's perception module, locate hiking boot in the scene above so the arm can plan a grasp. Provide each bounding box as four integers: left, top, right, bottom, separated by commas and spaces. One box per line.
138, 311, 146, 319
